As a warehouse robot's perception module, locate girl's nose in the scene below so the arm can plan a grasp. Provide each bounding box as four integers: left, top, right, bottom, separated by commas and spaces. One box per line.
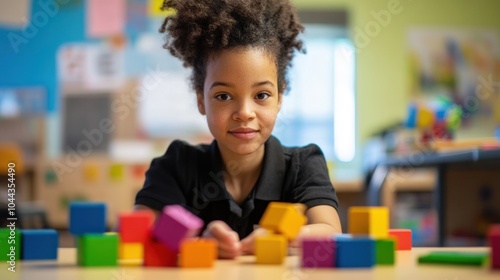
232, 100, 256, 121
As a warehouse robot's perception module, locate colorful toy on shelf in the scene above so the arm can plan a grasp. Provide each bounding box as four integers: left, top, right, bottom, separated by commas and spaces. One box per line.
406, 97, 462, 144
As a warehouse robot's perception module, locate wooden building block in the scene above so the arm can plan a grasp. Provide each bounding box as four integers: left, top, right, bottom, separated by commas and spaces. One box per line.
336, 237, 375, 268
153, 205, 203, 252
179, 238, 217, 268
388, 229, 412, 250
255, 234, 287, 264
259, 202, 307, 240
0, 228, 20, 261
301, 237, 335, 268
118, 210, 154, 243
488, 224, 500, 269
375, 238, 395, 265
348, 206, 389, 238
144, 231, 177, 267
21, 229, 58, 260
69, 202, 106, 235
77, 233, 119, 267
418, 251, 488, 266
118, 242, 143, 266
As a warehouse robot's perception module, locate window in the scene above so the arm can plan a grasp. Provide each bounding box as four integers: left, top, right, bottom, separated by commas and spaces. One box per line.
273, 24, 356, 163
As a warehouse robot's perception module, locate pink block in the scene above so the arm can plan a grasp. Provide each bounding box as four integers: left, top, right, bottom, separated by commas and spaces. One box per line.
489, 224, 500, 269
153, 205, 203, 252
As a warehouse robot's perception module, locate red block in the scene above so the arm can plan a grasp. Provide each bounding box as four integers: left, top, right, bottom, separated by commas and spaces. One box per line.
144, 231, 177, 267
118, 210, 155, 243
489, 224, 500, 270
388, 229, 412, 250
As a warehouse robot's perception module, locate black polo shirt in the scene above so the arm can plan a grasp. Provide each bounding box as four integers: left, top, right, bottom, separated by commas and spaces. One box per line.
135, 135, 339, 239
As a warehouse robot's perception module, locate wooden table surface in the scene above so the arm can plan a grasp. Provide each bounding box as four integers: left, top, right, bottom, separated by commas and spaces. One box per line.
1, 247, 499, 280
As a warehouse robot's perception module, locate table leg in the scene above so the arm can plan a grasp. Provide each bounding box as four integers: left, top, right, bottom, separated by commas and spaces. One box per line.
436, 165, 446, 246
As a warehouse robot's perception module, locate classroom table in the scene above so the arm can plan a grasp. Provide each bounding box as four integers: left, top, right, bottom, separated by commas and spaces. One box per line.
1, 247, 498, 280
366, 147, 500, 246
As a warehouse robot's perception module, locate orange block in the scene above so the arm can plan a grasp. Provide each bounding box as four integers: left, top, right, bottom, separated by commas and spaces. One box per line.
388, 229, 412, 250
179, 238, 217, 268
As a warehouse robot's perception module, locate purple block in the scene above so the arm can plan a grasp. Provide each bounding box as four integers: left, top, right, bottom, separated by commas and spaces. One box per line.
153, 205, 203, 252
301, 237, 335, 268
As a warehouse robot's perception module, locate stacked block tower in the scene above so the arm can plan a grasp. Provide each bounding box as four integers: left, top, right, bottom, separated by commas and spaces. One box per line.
69, 202, 216, 267
256, 202, 307, 264
70, 202, 118, 266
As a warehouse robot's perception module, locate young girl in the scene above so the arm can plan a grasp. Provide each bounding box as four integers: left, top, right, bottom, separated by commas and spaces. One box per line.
135, 0, 342, 259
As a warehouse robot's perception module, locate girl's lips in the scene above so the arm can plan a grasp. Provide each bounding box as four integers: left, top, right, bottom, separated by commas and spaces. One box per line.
229, 130, 258, 140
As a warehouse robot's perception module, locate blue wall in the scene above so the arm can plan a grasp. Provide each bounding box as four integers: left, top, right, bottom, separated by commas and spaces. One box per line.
0, 0, 86, 112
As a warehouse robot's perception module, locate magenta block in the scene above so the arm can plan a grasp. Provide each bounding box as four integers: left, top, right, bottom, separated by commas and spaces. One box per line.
489, 224, 500, 269
301, 237, 335, 268
153, 205, 203, 252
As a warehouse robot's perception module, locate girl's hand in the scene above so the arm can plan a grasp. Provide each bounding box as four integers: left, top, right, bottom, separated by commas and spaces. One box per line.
202, 220, 241, 259
240, 227, 269, 255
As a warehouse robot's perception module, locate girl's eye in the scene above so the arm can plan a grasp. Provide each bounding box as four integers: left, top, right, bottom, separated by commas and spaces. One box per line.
256, 92, 270, 100
215, 93, 232, 101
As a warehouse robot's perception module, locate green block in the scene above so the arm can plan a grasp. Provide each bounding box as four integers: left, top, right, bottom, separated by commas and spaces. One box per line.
0, 228, 21, 261
418, 251, 488, 266
375, 238, 395, 265
77, 233, 119, 266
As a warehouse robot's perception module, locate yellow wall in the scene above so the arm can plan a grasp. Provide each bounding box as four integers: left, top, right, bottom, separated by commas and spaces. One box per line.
292, 0, 500, 144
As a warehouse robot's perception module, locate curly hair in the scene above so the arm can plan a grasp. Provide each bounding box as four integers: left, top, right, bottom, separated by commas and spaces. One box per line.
159, 0, 304, 94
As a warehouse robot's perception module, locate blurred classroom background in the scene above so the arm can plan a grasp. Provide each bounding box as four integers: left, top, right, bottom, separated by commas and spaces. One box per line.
1, 0, 500, 247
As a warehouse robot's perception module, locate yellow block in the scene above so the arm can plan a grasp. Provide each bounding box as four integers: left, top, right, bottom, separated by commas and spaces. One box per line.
119, 242, 143, 266
348, 207, 389, 238
255, 234, 287, 265
259, 202, 307, 240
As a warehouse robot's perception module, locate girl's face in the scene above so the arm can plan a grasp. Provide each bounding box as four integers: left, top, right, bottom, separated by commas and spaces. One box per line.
197, 47, 282, 157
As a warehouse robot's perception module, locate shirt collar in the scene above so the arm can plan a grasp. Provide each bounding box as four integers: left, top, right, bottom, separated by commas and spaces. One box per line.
254, 135, 285, 201
205, 135, 285, 202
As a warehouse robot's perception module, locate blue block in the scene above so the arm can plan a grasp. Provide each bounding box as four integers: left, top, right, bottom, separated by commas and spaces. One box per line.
336, 237, 375, 268
21, 229, 58, 260
69, 202, 106, 235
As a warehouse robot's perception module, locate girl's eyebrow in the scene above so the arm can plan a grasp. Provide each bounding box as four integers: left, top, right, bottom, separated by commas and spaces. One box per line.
209, 80, 275, 89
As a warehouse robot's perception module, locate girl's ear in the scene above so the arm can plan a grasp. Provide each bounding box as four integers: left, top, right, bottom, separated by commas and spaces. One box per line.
197, 92, 206, 115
